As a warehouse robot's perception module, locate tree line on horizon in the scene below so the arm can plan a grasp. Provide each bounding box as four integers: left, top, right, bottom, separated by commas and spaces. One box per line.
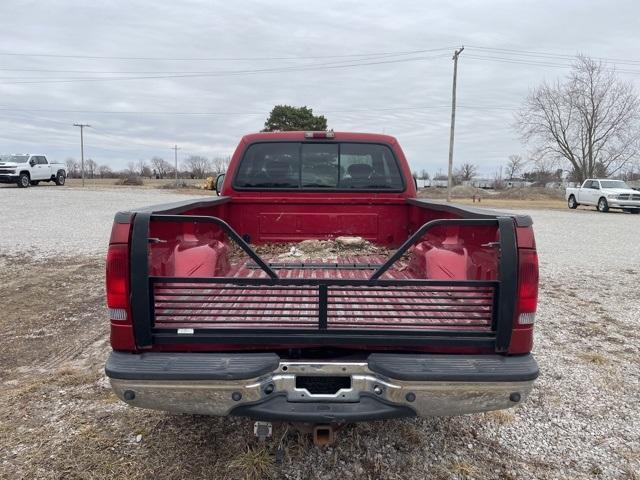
63, 155, 231, 180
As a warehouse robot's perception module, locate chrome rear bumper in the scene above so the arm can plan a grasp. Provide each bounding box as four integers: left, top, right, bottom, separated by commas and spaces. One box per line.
107, 353, 538, 422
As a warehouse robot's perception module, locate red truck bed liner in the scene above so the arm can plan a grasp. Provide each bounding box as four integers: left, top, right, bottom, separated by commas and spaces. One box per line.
153, 254, 495, 333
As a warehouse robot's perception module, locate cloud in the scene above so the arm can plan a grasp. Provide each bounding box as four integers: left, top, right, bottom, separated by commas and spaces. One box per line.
0, 0, 638, 175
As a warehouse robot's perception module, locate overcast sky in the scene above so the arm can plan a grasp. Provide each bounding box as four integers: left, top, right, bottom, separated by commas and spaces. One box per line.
1, 0, 639, 175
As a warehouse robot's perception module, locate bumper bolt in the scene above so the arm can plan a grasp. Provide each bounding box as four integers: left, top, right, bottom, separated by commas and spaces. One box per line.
373, 385, 383, 395
263, 384, 274, 395
232, 391, 242, 401
509, 392, 521, 403
123, 390, 135, 401
405, 392, 416, 402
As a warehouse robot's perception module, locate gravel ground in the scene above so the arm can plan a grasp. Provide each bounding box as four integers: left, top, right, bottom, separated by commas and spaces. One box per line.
0, 184, 196, 258
0, 187, 638, 479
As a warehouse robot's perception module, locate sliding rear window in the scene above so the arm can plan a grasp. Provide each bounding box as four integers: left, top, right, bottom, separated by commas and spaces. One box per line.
233, 142, 404, 191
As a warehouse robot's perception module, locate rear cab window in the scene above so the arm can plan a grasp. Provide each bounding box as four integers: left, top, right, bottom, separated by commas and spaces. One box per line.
234, 142, 404, 191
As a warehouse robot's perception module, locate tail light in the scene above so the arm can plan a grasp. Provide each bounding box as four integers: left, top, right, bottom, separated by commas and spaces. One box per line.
517, 249, 539, 324
106, 221, 136, 350
508, 245, 539, 354
106, 244, 129, 320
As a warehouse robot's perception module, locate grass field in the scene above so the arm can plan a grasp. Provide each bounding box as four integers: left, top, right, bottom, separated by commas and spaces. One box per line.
59, 179, 571, 210
445, 197, 566, 210
65, 177, 207, 190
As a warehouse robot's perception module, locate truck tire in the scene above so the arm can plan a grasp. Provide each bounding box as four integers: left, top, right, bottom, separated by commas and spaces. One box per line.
54, 171, 66, 186
30, 181, 40, 186
567, 195, 578, 209
17, 173, 30, 188
597, 197, 609, 213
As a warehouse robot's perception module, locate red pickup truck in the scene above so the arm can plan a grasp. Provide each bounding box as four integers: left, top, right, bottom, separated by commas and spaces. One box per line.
105, 131, 539, 438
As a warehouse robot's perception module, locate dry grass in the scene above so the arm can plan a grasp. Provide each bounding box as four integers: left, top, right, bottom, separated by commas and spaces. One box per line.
450, 461, 479, 477
228, 446, 276, 480
485, 410, 516, 425
394, 421, 426, 446
579, 352, 609, 365
65, 177, 212, 195
448, 197, 566, 210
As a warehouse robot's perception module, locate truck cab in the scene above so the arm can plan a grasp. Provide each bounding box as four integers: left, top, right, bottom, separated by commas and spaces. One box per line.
104, 131, 539, 437
0, 154, 67, 188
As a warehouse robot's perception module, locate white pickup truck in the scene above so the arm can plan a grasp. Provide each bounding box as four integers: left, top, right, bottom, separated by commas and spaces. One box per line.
566, 179, 640, 213
0, 154, 66, 188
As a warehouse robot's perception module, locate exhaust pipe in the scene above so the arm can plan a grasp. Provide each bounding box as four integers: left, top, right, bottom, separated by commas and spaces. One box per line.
313, 425, 336, 446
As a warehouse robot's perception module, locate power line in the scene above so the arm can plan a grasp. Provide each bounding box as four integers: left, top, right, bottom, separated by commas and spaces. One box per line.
0, 50, 444, 76
465, 54, 640, 74
465, 54, 571, 68
0, 53, 451, 85
3, 49, 639, 86
467, 45, 640, 66
0, 47, 454, 61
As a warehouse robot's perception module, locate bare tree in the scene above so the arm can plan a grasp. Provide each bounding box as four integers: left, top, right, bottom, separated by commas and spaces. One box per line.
98, 165, 113, 178
454, 163, 477, 182
183, 155, 211, 178
517, 55, 640, 181
85, 158, 97, 179
522, 154, 558, 184
505, 154, 525, 179
211, 156, 231, 175
150, 156, 172, 178
416, 169, 430, 180
65, 158, 79, 178
433, 170, 447, 180
135, 159, 152, 178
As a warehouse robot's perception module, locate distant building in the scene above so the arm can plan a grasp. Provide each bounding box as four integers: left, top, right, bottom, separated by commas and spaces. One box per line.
545, 180, 578, 189
505, 178, 533, 188
468, 178, 495, 189
431, 179, 448, 188
415, 178, 430, 189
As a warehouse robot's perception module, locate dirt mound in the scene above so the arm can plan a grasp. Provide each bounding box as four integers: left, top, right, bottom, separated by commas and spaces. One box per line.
494, 187, 564, 200
417, 186, 565, 201
417, 185, 490, 199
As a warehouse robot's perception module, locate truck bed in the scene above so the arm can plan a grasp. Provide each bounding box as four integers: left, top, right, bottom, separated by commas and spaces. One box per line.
114, 195, 528, 352
153, 252, 495, 333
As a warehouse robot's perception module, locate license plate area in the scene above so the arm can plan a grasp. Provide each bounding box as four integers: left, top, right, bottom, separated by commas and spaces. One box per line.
295, 376, 351, 395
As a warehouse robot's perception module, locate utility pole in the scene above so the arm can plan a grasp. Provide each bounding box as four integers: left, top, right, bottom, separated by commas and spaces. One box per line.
73, 123, 91, 187
446, 46, 464, 202
172, 145, 180, 187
